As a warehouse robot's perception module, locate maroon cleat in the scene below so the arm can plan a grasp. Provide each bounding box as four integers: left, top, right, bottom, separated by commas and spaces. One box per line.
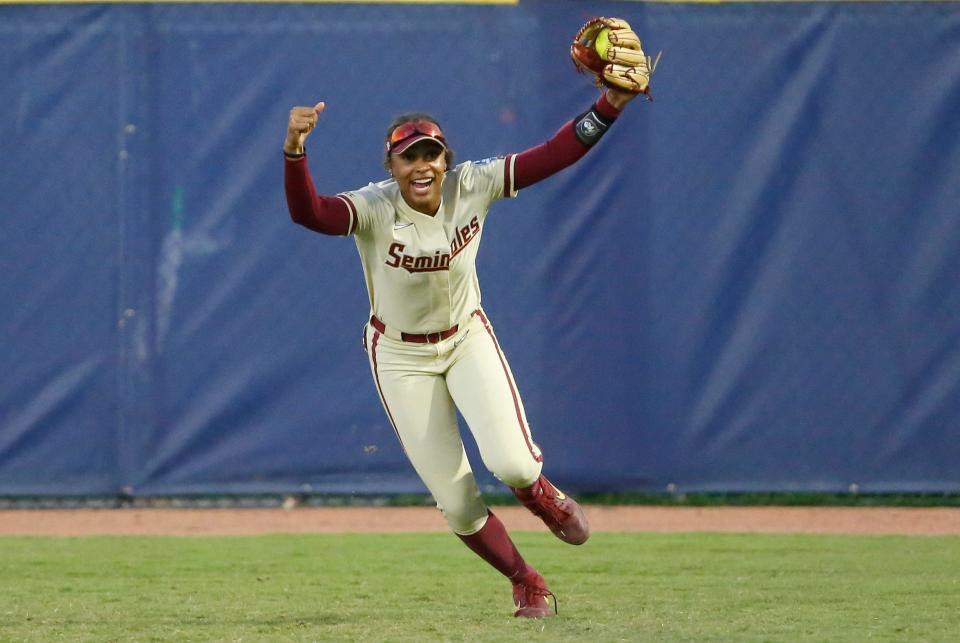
511, 474, 590, 545
511, 569, 557, 618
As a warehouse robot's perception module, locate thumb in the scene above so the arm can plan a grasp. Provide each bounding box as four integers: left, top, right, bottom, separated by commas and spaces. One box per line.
314, 101, 326, 116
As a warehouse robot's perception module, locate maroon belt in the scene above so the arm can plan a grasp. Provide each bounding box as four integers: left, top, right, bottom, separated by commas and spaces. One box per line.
370, 315, 459, 344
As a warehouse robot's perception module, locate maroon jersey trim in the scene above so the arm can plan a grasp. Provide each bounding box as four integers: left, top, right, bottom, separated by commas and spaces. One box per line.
337, 194, 358, 235
503, 154, 515, 198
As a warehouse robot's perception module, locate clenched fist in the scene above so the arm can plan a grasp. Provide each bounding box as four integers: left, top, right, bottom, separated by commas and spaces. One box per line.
284, 101, 325, 155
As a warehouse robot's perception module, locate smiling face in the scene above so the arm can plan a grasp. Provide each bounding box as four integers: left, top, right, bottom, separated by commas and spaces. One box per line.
389, 140, 447, 215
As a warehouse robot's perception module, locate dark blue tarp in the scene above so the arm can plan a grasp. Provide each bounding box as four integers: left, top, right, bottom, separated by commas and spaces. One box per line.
1, 1, 958, 496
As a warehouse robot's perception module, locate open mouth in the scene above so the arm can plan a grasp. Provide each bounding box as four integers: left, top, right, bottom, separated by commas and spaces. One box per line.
411, 177, 434, 196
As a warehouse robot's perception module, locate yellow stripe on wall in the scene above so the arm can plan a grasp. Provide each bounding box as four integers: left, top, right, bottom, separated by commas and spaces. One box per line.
0, 0, 519, 5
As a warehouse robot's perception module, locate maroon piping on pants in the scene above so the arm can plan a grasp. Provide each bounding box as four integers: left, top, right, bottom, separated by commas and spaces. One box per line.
472, 309, 543, 463
369, 329, 403, 446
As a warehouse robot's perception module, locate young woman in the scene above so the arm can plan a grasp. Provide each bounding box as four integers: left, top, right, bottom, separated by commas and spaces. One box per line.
284, 86, 637, 617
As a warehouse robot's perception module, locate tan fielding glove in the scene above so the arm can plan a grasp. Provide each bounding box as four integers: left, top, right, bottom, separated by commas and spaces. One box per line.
570, 17, 659, 96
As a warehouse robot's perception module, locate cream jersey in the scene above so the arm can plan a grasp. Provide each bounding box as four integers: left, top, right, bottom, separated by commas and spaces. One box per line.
339, 157, 518, 333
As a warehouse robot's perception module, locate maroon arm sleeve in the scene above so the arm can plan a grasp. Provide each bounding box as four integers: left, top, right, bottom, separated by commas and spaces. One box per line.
284, 156, 353, 236
511, 92, 623, 191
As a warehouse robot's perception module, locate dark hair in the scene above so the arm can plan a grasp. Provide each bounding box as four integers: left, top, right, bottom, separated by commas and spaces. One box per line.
383, 112, 455, 172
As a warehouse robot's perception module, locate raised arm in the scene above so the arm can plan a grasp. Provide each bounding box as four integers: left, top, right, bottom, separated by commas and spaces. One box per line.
283, 101, 353, 236
512, 88, 638, 191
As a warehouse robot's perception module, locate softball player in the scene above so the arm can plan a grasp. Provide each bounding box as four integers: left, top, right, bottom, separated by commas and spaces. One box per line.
284, 86, 638, 617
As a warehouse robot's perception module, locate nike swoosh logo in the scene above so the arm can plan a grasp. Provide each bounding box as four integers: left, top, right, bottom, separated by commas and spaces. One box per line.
393, 222, 414, 230
453, 330, 470, 348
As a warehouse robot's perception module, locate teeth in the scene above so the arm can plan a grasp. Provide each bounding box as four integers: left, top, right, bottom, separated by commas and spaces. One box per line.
413, 178, 432, 185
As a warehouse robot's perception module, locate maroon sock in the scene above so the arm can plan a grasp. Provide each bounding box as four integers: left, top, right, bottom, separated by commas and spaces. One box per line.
457, 510, 530, 582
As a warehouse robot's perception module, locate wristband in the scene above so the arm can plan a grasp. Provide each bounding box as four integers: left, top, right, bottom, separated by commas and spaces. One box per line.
284, 149, 306, 160
573, 104, 616, 147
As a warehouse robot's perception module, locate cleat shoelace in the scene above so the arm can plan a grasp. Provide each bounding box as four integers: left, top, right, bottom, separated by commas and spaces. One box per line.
517, 583, 559, 615
525, 486, 570, 526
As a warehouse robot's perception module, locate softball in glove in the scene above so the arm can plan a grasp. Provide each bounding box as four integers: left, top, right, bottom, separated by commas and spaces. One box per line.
570, 17, 659, 96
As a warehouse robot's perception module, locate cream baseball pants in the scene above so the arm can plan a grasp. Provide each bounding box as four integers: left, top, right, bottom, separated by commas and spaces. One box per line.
363, 309, 543, 535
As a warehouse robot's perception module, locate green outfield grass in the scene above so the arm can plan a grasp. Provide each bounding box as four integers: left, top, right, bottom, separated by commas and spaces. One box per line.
1, 532, 958, 641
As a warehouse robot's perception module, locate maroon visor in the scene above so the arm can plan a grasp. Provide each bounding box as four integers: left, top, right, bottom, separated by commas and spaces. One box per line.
387, 119, 447, 155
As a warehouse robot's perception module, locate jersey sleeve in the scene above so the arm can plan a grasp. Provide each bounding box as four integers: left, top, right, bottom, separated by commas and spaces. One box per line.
338, 180, 395, 236
510, 93, 623, 190
285, 156, 354, 236
458, 156, 519, 204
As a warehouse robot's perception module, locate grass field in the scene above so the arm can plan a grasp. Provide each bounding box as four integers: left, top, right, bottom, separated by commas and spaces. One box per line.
2, 532, 958, 641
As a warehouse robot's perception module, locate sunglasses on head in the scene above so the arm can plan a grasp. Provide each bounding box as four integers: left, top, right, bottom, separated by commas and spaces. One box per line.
388, 120, 446, 152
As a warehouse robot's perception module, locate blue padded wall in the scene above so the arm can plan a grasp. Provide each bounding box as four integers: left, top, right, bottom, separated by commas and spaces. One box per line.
1, 1, 958, 495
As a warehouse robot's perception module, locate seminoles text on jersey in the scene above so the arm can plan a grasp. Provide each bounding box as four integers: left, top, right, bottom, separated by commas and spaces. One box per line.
385, 215, 481, 273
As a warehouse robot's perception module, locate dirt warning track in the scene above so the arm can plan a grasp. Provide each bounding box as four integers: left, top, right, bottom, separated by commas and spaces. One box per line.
2, 506, 959, 536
